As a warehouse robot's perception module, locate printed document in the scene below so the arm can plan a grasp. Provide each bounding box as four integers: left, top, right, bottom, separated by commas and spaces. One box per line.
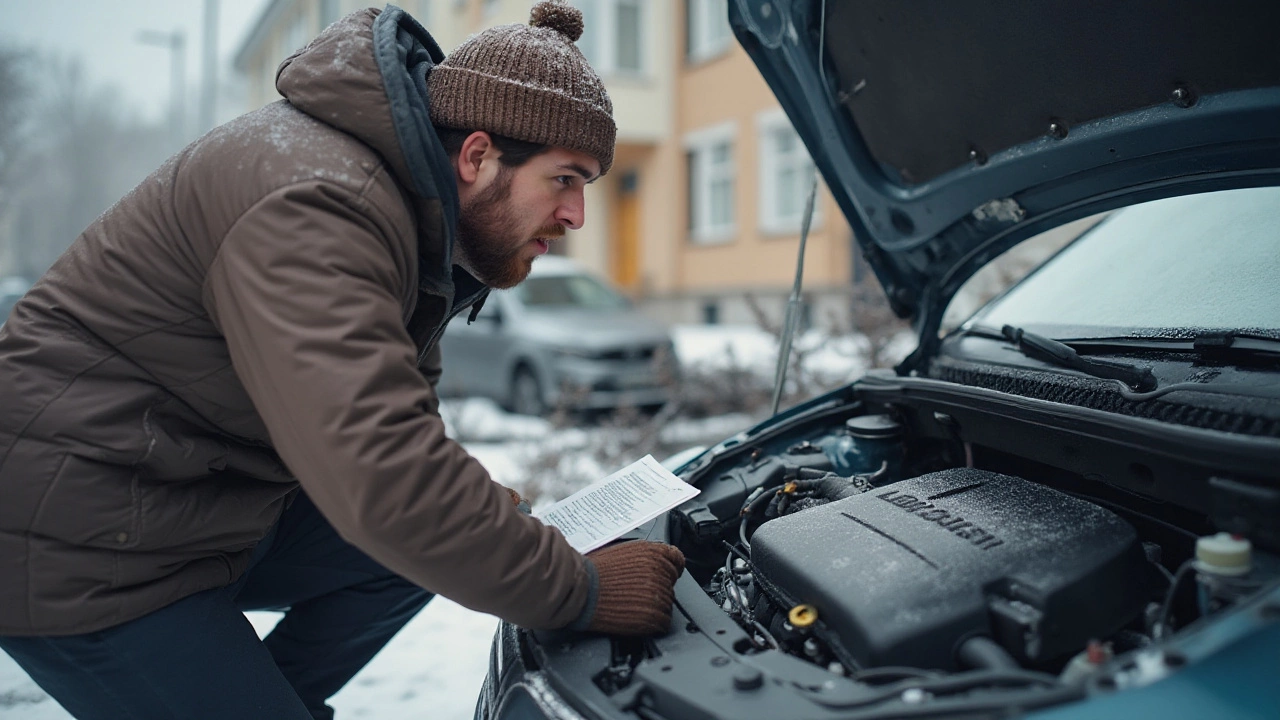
538, 455, 700, 554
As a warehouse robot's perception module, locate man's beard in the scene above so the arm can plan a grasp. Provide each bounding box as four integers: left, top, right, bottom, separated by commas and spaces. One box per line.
457, 167, 563, 289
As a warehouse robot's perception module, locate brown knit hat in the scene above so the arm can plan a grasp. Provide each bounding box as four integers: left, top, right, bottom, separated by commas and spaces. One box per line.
428, 0, 616, 174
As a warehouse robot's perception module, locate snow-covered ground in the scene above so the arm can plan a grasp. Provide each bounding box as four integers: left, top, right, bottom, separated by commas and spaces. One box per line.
1, 323, 893, 719
0, 599, 499, 720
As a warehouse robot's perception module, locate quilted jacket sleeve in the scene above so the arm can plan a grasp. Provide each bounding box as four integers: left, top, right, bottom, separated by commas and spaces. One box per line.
201, 179, 590, 630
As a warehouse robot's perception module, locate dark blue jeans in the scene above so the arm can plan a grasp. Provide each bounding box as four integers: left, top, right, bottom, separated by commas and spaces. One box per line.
0, 492, 434, 720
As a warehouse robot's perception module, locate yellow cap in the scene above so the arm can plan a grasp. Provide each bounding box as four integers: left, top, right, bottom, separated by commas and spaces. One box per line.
788, 604, 818, 628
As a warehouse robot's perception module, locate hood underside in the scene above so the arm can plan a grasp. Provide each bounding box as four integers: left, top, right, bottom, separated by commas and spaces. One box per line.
732, 0, 1280, 341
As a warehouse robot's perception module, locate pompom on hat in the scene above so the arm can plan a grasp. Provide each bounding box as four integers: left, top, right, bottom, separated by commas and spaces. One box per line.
428, 0, 615, 174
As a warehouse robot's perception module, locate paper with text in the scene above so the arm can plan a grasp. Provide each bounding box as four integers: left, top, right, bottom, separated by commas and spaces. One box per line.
537, 455, 700, 554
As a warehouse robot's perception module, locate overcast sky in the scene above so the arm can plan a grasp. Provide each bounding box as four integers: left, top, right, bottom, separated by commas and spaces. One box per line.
0, 0, 272, 126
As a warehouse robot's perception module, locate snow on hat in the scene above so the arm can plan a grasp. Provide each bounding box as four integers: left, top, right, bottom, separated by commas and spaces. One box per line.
427, 0, 616, 174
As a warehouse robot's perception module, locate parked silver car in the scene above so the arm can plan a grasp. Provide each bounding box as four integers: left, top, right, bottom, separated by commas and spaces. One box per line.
437, 257, 677, 416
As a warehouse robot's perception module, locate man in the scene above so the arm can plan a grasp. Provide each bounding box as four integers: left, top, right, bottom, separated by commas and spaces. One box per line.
0, 3, 684, 718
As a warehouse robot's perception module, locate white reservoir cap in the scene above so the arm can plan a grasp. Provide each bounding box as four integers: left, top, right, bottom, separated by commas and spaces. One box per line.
1194, 532, 1252, 576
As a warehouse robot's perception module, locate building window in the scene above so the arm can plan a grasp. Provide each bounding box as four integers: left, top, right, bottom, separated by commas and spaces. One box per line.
576, 0, 599, 66
702, 301, 719, 325
685, 122, 736, 244
573, 0, 645, 76
615, 0, 642, 72
757, 109, 820, 235
686, 0, 731, 63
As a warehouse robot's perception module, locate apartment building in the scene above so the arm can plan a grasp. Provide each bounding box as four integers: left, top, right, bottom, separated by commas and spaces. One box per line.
235, 0, 862, 329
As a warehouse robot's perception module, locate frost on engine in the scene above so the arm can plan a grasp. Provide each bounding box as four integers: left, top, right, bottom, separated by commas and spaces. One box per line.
749, 468, 1150, 670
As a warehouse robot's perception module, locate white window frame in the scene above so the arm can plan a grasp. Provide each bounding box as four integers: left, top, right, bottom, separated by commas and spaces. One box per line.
684, 121, 738, 245
756, 108, 821, 235
687, 0, 731, 64
573, 0, 647, 78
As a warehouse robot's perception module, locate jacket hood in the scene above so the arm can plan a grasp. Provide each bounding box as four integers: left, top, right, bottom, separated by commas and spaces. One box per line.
276, 6, 460, 268
732, 0, 1280, 370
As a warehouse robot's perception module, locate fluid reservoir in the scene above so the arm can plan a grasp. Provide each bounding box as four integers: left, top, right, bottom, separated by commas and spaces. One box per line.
823, 414, 903, 481
1194, 533, 1257, 614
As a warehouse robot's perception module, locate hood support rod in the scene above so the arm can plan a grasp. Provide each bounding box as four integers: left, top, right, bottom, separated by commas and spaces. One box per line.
770, 173, 820, 416
770, 0, 827, 417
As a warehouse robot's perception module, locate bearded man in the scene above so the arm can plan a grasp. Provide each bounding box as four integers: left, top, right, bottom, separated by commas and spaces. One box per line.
0, 3, 683, 718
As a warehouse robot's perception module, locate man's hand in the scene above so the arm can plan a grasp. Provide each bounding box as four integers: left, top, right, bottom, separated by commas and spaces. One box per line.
583, 541, 685, 636
765, 469, 871, 518
503, 486, 532, 514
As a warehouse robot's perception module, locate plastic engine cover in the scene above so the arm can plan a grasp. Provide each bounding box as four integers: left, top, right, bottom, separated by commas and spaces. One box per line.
749, 468, 1148, 670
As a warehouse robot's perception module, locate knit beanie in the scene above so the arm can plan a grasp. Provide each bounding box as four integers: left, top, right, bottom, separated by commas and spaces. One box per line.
428, 0, 616, 175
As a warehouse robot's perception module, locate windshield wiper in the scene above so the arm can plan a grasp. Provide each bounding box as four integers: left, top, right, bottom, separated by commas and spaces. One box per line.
970, 325, 1158, 392
1060, 332, 1280, 367
967, 326, 1280, 401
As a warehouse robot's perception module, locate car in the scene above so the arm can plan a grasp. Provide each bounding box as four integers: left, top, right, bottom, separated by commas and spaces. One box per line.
0, 276, 30, 327
474, 2, 1280, 719
438, 256, 678, 416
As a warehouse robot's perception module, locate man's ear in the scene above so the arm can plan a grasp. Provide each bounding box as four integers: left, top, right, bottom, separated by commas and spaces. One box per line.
455, 131, 495, 186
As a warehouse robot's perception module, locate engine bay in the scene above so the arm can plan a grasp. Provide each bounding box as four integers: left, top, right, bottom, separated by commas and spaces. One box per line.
750, 468, 1149, 671
510, 376, 1280, 720
638, 379, 1280, 717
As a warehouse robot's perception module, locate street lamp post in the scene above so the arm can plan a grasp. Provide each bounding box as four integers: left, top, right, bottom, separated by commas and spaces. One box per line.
137, 29, 186, 148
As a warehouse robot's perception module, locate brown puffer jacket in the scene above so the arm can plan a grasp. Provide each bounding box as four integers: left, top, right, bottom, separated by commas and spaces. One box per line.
0, 7, 591, 636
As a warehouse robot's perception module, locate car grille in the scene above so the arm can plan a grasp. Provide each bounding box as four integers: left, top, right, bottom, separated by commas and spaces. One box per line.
596, 346, 658, 362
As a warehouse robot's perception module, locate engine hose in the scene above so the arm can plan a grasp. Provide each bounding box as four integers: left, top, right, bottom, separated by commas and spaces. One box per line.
801, 669, 1066, 710
749, 618, 781, 650
738, 486, 783, 550
851, 667, 939, 684
864, 460, 890, 483
1156, 559, 1197, 639
721, 550, 754, 619
956, 636, 1020, 671
811, 684, 1086, 718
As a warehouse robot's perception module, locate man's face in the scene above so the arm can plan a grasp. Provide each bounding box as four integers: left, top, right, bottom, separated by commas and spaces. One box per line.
457, 144, 601, 289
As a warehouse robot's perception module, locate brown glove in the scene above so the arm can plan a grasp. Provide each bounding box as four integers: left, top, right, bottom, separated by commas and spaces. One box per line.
502, 486, 531, 514
583, 541, 685, 636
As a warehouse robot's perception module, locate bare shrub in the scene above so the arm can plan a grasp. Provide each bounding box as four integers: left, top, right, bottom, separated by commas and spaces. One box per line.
498, 279, 912, 501
672, 342, 774, 419
509, 357, 765, 505
848, 278, 911, 370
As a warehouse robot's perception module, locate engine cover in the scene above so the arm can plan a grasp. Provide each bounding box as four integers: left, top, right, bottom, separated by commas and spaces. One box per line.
749, 468, 1148, 670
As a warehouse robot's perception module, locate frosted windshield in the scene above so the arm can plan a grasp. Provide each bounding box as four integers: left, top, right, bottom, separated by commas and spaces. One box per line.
976, 187, 1280, 335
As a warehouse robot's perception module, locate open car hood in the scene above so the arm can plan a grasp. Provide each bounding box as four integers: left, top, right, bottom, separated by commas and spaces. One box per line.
731, 0, 1280, 369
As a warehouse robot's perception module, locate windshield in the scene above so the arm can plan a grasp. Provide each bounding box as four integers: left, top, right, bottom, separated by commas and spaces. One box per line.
515, 273, 629, 310
973, 186, 1280, 337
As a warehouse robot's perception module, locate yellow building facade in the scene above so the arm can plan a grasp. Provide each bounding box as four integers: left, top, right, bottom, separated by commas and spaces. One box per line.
235, 0, 860, 328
